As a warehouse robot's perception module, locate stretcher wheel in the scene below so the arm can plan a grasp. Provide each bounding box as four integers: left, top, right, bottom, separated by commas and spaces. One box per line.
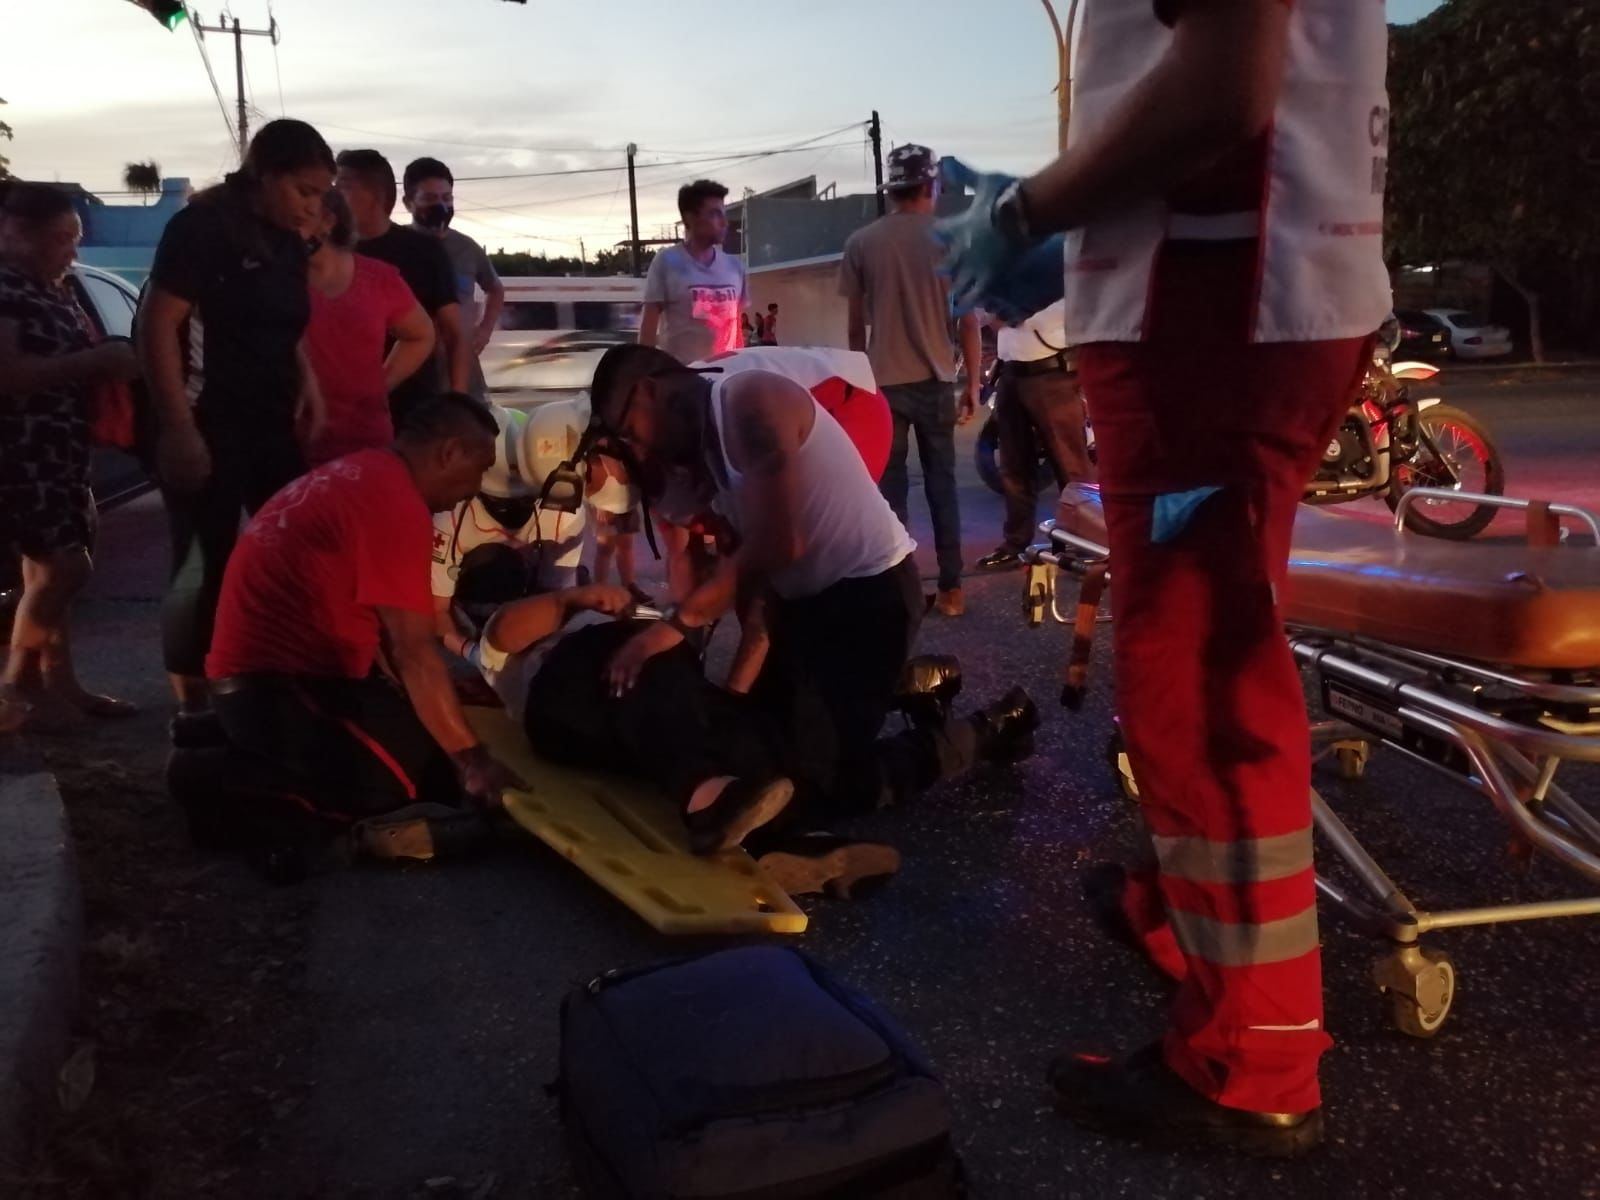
1377, 947, 1456, 1039
1334, 741, 1371, 781
1106, 730, 1139, 803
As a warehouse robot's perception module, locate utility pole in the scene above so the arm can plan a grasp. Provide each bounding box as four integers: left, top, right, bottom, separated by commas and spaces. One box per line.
578, 237, 587, 276
626, 143, 642, 277
868, 111, 885, 216
193, 11, 280, 160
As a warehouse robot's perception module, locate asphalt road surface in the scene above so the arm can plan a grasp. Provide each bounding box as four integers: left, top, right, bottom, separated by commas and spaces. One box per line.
68, 367, 1600, 1197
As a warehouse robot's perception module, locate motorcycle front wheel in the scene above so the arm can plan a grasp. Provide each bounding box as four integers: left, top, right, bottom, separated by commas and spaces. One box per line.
1384, 404, 1506, 540
975, 414, 1056, 497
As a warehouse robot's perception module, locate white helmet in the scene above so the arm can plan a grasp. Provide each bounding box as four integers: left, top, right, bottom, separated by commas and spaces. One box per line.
478, 404, 532, 499
521, 394, 591, 492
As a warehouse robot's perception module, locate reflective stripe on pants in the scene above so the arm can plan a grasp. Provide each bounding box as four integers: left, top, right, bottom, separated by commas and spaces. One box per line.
1078, 241, 1371, 1116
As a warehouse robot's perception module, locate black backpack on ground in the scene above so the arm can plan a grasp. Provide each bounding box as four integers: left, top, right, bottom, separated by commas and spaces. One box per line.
557, 945, 964, 1199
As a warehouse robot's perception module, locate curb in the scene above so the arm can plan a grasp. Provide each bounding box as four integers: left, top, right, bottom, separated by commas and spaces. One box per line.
1444, 360, 1600, 373
0, 744, 82, 1177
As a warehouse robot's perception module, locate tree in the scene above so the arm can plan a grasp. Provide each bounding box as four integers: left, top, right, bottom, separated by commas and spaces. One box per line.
122, 160, 163, 204
1388, 0, 1600, 361
0, 119, 12, 182
488, 246, 655, 278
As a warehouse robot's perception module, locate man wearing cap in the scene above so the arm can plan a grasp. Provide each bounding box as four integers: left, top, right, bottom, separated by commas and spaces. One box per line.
840, 144, 983, 617
432, 398, 590, 660
937, 0, 1390, 1159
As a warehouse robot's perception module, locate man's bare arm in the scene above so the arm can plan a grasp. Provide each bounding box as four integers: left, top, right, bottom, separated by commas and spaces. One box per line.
722, 372, 810, 578
846, 294, 868, 354
482, 585, 635, 658
377, 606, 484, 755
724, 587, 770, 696
433, 594, 471, 658
1017, 0, 1291, 234
475, 277, 505, 353
435, 302, 471, 392
639, 303, 663, 349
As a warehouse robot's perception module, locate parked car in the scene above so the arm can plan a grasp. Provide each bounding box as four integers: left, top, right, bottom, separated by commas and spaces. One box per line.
1425, 307, 1513, 360
69, 264, 151, 505
485, 276, 645, 407
1392, 308, 1452, 360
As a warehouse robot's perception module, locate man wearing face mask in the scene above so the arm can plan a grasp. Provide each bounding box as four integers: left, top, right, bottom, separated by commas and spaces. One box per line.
432, 398, 589, 660
404, 157, 504, 403
335, 149, 470, 427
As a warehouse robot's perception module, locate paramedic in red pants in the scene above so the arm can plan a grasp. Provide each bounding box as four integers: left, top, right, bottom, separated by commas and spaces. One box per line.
938, 0, 1391, 1156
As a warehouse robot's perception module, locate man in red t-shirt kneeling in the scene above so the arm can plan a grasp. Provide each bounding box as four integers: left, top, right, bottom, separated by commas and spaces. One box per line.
202, 393, 523, 845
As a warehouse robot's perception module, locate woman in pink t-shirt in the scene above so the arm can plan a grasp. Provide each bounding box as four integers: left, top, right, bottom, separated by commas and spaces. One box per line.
303, 189, 434, 464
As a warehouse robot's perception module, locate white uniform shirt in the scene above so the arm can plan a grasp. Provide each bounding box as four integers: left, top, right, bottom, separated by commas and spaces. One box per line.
996, 300, 1069, 364
431, 499, 585, 599
1062, 0, 1392, 346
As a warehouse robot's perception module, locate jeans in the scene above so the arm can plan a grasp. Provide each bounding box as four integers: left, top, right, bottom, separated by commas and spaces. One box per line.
880, 380, 963, 592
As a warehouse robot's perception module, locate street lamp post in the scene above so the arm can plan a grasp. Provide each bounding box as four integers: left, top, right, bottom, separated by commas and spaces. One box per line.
1038, 0, 1080, 151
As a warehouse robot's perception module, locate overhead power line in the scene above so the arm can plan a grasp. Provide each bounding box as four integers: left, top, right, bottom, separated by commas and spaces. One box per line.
454, 137, 865, 184
187, 12, 236, 145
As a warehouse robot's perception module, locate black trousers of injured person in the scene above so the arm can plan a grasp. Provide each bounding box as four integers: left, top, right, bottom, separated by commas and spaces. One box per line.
751, 555, 977, 817
212, 672, 461, 830
521, 604, 979, 838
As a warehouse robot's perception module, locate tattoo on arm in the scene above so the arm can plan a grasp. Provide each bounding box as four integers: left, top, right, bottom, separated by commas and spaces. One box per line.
733, 405, 786, 477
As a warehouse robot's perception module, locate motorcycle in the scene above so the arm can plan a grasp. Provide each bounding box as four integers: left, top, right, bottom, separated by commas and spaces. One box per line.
1309, 338, 1505, 540
978, 333, 1505, 541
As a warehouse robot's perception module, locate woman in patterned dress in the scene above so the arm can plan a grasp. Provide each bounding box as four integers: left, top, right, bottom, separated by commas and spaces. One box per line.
0, 182, 142, 731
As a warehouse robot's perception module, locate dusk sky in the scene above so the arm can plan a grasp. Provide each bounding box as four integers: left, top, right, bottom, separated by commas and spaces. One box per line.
4, 1, 1445, 256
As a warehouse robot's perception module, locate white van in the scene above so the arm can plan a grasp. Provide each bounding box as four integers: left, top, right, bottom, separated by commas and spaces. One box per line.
484, 276, 647, 405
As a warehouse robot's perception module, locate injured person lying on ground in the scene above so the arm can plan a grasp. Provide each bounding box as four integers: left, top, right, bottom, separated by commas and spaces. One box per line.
467, 581, 1039, 898
421, 340, 1039, 897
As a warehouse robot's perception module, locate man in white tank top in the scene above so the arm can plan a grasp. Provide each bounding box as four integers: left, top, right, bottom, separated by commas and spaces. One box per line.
573, 343, 1041, 889
938, 0, 1390, 1157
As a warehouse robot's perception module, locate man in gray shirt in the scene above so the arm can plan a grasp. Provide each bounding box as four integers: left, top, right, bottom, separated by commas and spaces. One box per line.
840, 144, 982, 617
404, 156, 505, 401
641, 179, 749, 363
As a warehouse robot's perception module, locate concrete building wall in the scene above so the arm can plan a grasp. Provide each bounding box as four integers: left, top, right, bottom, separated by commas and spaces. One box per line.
748, 256, 849, 349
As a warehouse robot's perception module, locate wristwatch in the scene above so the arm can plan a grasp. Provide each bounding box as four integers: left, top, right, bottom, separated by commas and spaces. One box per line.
658, 603, 696, 641
992, 180, 1037, 247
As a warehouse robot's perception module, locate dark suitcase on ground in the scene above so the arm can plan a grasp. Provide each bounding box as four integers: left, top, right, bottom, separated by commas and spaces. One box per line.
557, 945, 964, 1199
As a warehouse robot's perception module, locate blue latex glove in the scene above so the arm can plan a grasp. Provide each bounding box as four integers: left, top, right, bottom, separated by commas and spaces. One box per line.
933, 157, 1066, 320
970, 235, 1069, 324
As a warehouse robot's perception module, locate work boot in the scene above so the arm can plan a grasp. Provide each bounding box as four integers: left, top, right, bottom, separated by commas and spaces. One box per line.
973, 686, 1040, 765
352, 803, 495, 863
935, 588, 966, 618
896, 654, 964, 726
757, 833, 901, 900
976, 546, 1023, 572
684, 776, 795, 856
1048, 1043, 1324, 1159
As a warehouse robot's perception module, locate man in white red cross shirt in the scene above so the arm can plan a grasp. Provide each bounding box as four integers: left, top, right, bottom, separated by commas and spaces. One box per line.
939, 0, 1391, 1157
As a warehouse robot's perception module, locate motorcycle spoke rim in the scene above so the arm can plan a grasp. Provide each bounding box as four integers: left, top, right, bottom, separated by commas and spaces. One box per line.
1400, 420, 1492, 521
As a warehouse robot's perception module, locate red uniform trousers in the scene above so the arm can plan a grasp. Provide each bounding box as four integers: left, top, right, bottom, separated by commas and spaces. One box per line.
1077, 242, 1370, 1116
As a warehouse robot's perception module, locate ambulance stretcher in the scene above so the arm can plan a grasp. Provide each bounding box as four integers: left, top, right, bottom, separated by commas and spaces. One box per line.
1023, 485, 1600, 1037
